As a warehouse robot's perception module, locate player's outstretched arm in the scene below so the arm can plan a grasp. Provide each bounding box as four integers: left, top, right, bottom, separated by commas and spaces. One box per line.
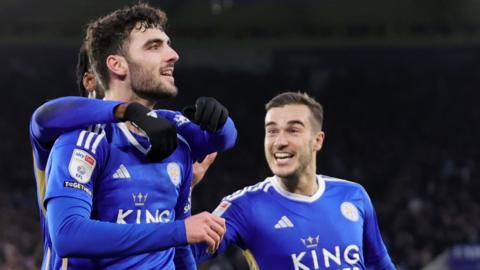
47, 196, 188, 258
31, 97, 179, 162
191, 200, 248, 263
30, 96, 123, 147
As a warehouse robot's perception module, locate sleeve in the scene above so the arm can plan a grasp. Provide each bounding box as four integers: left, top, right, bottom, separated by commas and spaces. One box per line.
361, 188, 396, 270
30, 96, 123, 163
47, 196, 187, 258
174, 158, 196, 269
156, 110, 237, 161
44, 130, 105, 206
45, 131, 188, 258
191, 199, 249, 263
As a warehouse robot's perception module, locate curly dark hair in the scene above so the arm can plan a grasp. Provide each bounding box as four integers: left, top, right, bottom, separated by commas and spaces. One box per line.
85, 3, 168, 90
266, 92, 324, 131
76, 43, 90, 97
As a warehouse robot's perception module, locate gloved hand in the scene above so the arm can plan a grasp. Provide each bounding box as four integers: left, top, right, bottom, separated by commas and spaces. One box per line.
182, 97, 228, 132
122, 102, 177, 162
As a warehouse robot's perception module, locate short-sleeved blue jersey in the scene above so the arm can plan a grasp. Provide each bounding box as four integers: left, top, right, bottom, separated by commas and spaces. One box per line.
194, 175, 395, 270
44, 122, 192, 269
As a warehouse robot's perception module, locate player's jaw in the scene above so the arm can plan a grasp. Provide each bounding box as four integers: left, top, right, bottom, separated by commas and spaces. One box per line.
266, 141, 314, 179
129, 61, 178, 100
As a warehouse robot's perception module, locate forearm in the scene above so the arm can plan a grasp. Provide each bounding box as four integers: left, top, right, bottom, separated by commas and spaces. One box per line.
31, 97, 124, 145
178, 117, 237, 160
47, 196, 187, 258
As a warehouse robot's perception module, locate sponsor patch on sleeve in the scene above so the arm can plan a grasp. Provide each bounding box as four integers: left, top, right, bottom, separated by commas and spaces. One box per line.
212, 201, 231, 217
68, 149, 96, 184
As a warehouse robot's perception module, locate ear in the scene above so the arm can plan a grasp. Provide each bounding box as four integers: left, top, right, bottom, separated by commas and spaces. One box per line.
106, 55, 128, 77
83, 72, 97, 93
312, 131, 325, 152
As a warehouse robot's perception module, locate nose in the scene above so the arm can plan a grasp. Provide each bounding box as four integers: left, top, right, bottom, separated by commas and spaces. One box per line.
273, 131, 288, 148
166, 45, 179, 64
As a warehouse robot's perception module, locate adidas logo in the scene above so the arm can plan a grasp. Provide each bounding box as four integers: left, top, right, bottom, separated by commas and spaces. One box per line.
113, 164, 131, 179
274, 216, 294, 229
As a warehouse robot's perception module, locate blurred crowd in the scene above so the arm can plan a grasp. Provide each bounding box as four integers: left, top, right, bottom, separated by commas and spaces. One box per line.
1, 46, 479, 269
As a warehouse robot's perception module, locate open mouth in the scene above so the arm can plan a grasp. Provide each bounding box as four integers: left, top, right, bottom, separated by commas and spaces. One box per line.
274, 152, 294, 160
161, 70, 173, 76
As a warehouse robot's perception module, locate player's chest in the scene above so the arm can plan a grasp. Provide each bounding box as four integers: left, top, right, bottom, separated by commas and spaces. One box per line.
93, 149, 186, 214
249, 199, 365, 269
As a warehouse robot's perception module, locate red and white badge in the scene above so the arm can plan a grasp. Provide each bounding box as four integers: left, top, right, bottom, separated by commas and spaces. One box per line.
212, 201, 231, 217
68, 149, 96, 184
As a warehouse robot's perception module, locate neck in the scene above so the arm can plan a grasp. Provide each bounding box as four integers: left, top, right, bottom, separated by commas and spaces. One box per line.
278, 170, 318, 196
105, 80, 155, 109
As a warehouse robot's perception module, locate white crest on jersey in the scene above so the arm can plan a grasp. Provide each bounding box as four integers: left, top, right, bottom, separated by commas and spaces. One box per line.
340, 202, 359, 222
174, 114, 190, 127
167, 162, 181, 187
68, 149, 96, 184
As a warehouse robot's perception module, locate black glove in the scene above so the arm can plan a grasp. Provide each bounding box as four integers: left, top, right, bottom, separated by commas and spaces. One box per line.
182, 97, 228, 132
123, 102, 177, 162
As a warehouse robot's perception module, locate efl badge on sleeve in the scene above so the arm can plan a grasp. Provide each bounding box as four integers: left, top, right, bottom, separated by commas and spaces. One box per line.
68, 149, 96, 184
167, 162, 181, 187
212, 201, 231, 217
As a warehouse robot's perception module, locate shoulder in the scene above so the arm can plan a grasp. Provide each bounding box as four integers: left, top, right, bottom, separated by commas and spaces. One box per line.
321, 174, 369, 198
54, 125, 107, 154
222, 177, 275, 203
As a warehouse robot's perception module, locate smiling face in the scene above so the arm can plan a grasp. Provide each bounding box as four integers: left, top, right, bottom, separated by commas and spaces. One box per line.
125, 25, 179, 100
264, 104, 324, 179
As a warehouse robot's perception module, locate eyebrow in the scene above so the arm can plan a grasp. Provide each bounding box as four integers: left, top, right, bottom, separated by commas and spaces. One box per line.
143, 38, 170, 48
265, 120, 305, 127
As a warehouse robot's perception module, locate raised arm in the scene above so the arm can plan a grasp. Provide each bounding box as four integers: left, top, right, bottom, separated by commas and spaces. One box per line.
30, 96, 123, 147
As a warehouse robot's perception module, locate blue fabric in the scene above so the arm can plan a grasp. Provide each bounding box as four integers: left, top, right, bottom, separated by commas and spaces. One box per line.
193, 175, 395, 270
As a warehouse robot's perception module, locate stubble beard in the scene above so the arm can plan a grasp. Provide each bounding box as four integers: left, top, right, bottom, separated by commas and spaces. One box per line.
267, 141, 313, 181
129, 61, 178, 101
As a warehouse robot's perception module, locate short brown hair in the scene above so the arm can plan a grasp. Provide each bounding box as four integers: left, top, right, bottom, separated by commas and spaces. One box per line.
265, 92, 324, 130
85, 3, 168, 90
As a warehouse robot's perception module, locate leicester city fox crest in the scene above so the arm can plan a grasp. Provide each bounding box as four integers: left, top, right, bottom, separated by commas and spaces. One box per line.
167, 162, 181, 187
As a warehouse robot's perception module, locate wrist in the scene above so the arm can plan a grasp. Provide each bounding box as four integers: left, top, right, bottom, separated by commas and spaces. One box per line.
114, 103, 129, 121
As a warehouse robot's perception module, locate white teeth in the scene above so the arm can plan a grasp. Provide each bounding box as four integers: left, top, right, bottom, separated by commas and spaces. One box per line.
274, 153, 293, 159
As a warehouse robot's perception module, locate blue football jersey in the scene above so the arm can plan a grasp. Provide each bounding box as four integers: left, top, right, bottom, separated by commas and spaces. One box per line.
29, 98, 237, 270
195, 175, 395, 270
43, 122, 192, 269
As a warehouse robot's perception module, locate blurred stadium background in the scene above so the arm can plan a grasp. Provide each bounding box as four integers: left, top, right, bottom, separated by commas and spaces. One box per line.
1, 0, 480, 269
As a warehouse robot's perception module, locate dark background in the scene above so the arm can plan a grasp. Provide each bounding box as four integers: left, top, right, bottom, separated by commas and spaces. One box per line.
1, 0, 479, 269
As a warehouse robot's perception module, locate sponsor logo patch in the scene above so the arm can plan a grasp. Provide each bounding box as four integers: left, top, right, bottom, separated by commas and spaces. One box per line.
68, 149, 96, 184
340, 201, 359, 222
212, 201, 231, 217
167, 162, 181, 187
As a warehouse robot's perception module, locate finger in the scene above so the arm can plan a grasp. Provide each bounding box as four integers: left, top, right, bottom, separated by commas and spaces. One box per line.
194, 98, 206, 124
199, 152, 217, 169
207, 226, 222, 251
209, 219, 226, 237
199, 100, 216, 131
203, 233, 216, 253
206, 106, 220, 132
218, 109, 228, 128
